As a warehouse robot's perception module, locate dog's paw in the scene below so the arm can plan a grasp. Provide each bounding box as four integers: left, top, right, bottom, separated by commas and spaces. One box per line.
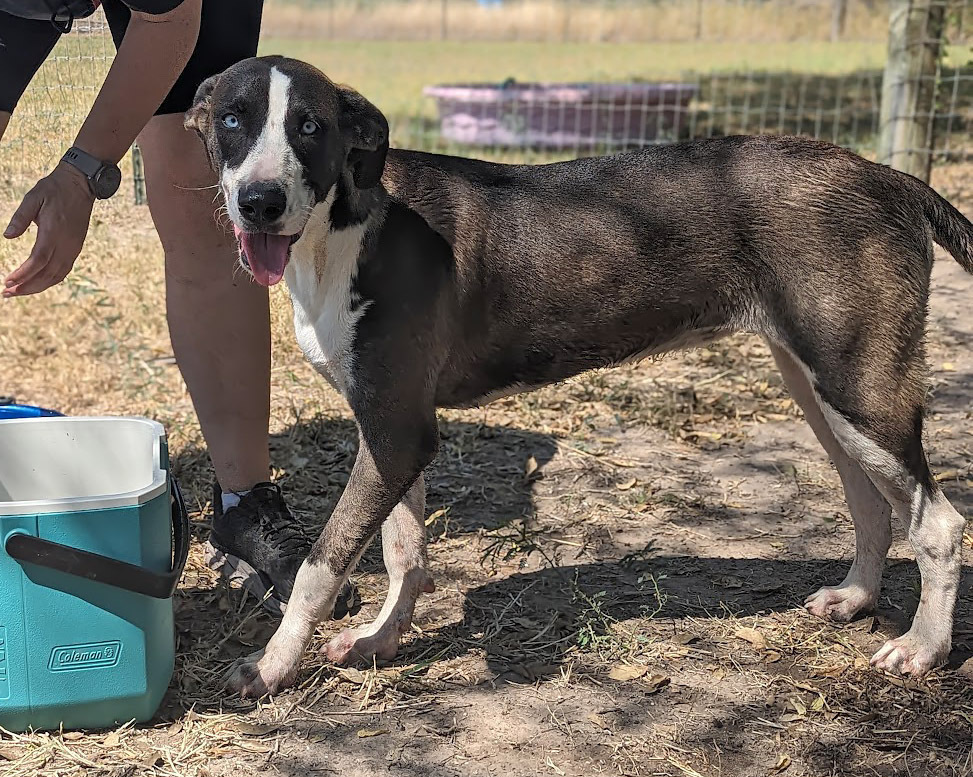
870, 632, 949, 676
225, 649, 299, 698
804, 584, 876, 622
325, 624, 400, 666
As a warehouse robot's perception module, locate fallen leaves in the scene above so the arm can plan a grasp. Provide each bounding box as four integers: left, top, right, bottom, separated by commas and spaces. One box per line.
586, 712, 612, 730
608, 664, 648, 681
338, 667, 368, 685
357, 728, 389, 738
607, 664, 670, 693
735, 627, 768, 650
642, 672, 671, 693
229, 722, 280, 737
425, 507, 448, 526
525, 455, 540, 481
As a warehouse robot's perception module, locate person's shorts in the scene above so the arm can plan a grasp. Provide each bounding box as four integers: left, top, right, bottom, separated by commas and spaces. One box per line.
0, 0, 263, 116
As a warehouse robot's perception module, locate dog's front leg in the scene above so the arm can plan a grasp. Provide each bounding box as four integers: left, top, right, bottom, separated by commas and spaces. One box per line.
226, 416, 437, 698
325, 474, 435, 665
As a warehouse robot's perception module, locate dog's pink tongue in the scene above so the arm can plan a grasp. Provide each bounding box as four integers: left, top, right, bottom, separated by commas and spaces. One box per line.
236, 228, 291, 286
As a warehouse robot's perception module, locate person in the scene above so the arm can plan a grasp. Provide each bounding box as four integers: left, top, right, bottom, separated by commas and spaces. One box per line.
0, 1, 358, 618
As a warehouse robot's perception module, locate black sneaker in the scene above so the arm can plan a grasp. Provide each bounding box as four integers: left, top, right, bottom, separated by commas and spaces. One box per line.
204, 482, 361, 619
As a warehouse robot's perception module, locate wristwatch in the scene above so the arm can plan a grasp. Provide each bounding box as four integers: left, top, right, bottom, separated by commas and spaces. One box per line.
61, 147, 122, 200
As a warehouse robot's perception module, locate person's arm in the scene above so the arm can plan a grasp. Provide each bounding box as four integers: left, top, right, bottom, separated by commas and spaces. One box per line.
3, 0, 202, 298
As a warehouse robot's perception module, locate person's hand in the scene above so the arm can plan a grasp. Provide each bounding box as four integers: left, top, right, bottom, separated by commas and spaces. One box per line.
3, 161, 95, 298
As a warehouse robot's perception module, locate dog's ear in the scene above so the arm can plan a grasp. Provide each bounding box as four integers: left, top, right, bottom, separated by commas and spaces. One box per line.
184, 73, 221, 139
337, 86, 389, 189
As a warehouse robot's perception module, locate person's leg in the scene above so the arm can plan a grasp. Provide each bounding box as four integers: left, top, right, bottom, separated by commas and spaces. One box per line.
137, 113, 271, 492
122, 0, 357, 618
138, 115, 362, 618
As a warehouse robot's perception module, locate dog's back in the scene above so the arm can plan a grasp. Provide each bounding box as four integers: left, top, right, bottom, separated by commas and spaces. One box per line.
381, 136, 973, 410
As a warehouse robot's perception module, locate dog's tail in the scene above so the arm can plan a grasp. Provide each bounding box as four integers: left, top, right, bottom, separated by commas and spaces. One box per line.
906, 174, 973, 273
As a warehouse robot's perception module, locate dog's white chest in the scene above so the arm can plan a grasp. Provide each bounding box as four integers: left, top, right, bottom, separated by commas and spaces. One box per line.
285, 216, 369, 394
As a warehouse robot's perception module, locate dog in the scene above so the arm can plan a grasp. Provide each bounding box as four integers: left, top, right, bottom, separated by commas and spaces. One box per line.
185, 55, 973, 697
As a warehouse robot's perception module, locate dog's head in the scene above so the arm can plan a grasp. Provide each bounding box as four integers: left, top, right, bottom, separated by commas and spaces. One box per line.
185, 56, 389, 286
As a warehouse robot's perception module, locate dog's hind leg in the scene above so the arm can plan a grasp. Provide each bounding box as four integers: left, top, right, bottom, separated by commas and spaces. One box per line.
770, 338, 964, 675
868, 484, 964, 674
326, 474, 435, 665
770, 343, 892, 622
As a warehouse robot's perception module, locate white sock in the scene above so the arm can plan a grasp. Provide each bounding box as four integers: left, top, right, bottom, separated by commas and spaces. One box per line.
221, 490, 250, 512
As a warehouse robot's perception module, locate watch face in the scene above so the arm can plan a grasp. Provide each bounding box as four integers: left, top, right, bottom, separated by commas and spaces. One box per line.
93, 164, 122, 199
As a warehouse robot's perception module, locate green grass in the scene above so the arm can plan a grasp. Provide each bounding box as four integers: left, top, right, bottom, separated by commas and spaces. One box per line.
260, 38, 891, 113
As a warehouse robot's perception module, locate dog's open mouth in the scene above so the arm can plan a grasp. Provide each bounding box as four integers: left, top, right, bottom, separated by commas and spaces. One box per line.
233, 226, 302, 287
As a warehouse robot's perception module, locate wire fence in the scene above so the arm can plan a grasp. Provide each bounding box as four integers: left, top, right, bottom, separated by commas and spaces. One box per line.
1, 0, 969, 203
1, 13, 114, 198
396, 0, 970, 170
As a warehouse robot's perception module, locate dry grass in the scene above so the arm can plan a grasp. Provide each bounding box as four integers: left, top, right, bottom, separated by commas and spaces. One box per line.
1, 18, 973, 777
262, 0, 892, 44
2, 153, 971, 775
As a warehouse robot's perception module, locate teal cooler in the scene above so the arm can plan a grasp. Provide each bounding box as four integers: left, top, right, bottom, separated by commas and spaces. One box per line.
0, 417, 189, 731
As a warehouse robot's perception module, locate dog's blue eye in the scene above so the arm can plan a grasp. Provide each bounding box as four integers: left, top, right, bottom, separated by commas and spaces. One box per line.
301, 120, 319, 135
222, 114, 240, 129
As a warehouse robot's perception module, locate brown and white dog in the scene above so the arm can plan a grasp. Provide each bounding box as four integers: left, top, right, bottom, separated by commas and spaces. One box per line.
185, 55, 973, 697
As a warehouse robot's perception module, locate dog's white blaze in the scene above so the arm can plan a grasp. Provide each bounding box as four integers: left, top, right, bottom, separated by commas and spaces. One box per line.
286, 187, 370, 394
221, 67, 313, 233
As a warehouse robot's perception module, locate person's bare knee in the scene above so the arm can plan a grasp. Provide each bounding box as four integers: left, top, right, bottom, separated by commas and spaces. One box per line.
137, 114, 238, 281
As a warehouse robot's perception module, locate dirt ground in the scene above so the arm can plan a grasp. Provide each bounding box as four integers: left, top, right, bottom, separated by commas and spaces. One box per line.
1, 165, 971, 777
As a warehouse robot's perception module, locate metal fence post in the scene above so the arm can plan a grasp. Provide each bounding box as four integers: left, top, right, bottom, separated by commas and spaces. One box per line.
131, 143, 146, 206
831, 0, 848, 41
878, 0, 946, 181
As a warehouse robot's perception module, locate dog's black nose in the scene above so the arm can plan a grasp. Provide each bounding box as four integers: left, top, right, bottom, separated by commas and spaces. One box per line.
237, 182, 287, 227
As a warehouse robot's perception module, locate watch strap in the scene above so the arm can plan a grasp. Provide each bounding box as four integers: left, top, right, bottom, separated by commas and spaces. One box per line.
61, 146, 105, 180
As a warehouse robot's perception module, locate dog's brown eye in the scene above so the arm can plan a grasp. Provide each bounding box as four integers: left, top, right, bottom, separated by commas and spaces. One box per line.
300, 120, 319, 136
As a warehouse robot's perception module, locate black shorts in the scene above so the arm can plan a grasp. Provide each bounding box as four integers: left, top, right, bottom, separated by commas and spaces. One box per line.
0, 0, 263, 116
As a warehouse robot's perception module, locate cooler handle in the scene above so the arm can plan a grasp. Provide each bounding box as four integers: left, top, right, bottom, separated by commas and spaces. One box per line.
4, 481, 190, 599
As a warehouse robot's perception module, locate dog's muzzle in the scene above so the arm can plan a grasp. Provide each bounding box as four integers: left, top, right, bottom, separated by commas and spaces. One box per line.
231, 181, 303, 287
